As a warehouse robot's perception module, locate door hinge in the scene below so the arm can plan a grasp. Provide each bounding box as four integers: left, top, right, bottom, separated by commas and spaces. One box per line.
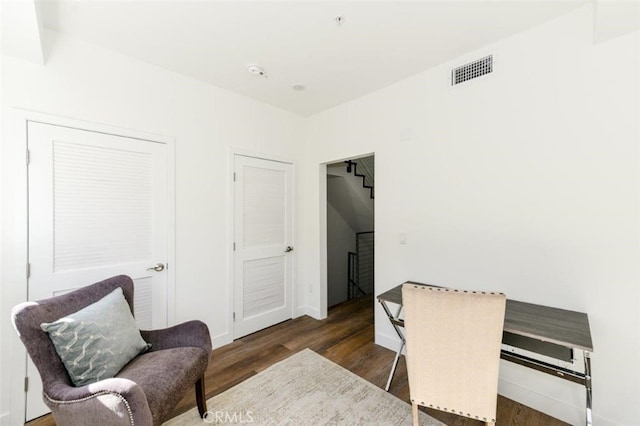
26, 263, 31, 279
233, 312, 236, 322
233, 172, 236, 182
24, 377, 29, 392
233, 242, 236, 251
26, 149, 30, 166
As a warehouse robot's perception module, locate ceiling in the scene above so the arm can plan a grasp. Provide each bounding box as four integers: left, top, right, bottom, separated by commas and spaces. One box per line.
39, 1, 589, 117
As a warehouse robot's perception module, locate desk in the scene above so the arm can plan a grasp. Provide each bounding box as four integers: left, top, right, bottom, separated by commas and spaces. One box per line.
377, 281, 593, 425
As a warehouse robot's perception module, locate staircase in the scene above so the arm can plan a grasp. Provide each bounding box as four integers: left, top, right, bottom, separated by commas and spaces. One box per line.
342, 157, 375, 300
345, 157, 374, 199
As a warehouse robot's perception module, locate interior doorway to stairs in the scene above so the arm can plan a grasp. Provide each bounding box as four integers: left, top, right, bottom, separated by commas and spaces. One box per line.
326, 155, 375, 308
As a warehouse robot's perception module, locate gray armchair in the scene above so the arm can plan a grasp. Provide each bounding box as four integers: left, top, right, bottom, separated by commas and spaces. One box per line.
11, 275, 211, 426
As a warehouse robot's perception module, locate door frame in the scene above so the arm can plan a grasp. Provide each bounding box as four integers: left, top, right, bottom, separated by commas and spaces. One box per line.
5, 109, 176, 425
319, 152, 375, 321
228, 148, 297, 341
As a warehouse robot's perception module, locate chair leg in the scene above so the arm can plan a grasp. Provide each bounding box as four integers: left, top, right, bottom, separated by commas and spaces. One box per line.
195, 376, 207, 418
411, 401, 419, 426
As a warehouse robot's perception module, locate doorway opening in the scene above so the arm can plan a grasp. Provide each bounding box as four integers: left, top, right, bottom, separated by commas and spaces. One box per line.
326, 155, 375, 309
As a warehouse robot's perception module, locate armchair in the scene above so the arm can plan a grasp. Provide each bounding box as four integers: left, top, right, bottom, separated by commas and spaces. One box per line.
11, 275, 211, 426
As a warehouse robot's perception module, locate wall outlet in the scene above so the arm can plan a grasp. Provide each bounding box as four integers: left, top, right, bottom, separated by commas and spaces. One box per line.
399, 233, 407, 244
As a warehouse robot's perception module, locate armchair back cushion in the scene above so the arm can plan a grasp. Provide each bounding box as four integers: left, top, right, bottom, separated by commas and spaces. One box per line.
41, 287, 150, 386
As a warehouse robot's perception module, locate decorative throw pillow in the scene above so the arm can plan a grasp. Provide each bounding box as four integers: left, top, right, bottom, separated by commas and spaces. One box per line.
41, 287, 151, 386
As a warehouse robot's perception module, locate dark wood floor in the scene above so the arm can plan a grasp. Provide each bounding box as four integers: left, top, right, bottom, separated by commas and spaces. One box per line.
28, 295, 568, 425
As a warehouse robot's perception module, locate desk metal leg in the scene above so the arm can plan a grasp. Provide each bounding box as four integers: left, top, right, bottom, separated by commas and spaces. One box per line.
385, 340, 404, 391
379, 300, 406, 392
584, 351, 592, 426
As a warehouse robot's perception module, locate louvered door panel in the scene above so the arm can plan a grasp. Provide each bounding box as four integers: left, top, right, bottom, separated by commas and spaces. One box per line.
53, 141, 153, 272
243, 257, 285, 318
243, 166, 286, 248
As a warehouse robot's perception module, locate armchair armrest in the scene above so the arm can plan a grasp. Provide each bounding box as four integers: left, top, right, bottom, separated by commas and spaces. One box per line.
140, 320, 212, 355
44, 378, 153, 426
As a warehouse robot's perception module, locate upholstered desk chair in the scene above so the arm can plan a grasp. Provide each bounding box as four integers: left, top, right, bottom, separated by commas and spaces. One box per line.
402, 284, 506, 426
12, 275, 212, 426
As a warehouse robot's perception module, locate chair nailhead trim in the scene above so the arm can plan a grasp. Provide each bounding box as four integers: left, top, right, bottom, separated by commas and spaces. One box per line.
414, 284, 503, 295
414, 401, 495, 424
45, 391, 135, 426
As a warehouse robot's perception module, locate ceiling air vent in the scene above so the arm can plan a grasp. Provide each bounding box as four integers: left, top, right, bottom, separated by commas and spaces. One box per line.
451, 55, 493, 86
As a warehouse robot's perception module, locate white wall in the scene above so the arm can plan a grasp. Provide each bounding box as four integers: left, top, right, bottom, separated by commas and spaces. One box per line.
301, 6, 639, 426
0, 29, 304, 424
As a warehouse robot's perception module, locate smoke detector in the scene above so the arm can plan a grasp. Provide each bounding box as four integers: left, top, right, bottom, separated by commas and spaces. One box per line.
247, 64, 267, 78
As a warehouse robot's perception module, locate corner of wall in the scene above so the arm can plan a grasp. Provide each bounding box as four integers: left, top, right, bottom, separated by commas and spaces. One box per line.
295, 305, 322, 320
211, 331, 233, 350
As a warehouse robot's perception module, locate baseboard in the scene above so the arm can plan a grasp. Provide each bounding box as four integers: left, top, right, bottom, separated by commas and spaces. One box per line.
211, 331, 233, 350
499, 375, 615, 426
0, 411, 11, 426
375, 331, 403, 354
295, 305, 322, 320
499, 377, 583, 425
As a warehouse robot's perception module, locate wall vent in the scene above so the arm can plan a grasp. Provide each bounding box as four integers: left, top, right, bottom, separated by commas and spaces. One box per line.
451, 55, 493, 85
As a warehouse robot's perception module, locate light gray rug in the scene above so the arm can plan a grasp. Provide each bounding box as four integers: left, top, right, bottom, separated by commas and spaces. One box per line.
164, 348, 444, 425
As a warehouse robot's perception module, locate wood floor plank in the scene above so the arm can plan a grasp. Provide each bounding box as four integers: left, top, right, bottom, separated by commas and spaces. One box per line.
26, 295, 569, 426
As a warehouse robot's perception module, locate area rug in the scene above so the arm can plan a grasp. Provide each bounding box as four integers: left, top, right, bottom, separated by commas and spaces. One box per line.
164, 348, 444, 425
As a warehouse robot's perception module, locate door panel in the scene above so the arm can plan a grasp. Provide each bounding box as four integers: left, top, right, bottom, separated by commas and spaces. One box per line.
243, 256, 285, 318
52, 141, 154, 273
26, 121, 168, 420
234, 155, 293, 338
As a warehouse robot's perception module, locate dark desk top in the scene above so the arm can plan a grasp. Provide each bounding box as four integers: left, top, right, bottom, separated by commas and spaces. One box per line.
378, 281, 593, 352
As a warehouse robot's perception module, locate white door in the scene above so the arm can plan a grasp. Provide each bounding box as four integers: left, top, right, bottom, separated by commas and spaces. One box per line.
26, 121, 169, 420
233, 155, 294, 338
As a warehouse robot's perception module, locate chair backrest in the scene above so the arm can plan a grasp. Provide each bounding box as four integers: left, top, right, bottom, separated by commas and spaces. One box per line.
402, 284, 506, 424
11, 275, 135, 390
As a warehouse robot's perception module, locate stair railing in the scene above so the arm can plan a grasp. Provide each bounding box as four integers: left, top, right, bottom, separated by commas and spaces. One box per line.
347, 252, 363, 300
347, 231, 375, 300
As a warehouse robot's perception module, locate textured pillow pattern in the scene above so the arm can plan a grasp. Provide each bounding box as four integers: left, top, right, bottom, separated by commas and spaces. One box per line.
41, 287, 150, 386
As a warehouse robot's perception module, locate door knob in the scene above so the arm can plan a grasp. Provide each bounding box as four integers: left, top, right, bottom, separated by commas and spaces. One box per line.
146, 263, 165, 272
285, 246, 294, 253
